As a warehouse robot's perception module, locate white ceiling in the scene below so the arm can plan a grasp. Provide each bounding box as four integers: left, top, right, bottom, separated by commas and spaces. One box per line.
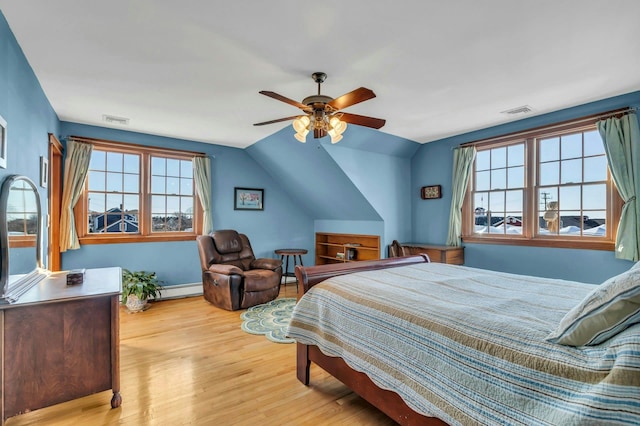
1, 1, 639, 149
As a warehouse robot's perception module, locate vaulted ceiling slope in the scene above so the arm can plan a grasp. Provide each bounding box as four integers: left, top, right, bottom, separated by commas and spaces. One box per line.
247, 127, 382, 221
1, 1, 639, 149
247, 125, 418, 222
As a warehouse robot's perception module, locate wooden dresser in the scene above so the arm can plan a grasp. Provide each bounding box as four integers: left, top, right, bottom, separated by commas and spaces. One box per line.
0, 267, 122, 423
389, 241, 464, 265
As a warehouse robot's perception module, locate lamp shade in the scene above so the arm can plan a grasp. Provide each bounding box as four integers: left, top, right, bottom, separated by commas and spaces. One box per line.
294, 131, 308, 143
329, 116, 347, 134
293, 116, 310, 133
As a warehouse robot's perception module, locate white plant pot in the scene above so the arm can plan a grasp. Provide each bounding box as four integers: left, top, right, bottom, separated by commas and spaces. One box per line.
125, 294, 147, 312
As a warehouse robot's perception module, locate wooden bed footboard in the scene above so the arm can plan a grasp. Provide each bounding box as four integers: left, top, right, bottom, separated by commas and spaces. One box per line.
293, 255, 447, 426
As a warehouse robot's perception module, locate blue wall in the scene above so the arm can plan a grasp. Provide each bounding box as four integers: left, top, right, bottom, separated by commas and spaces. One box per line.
412, 91, 640, 283
327, 144, 414, 255
0, 12, 59, 267
247, 126, 382, 221
59, 122, 314, 285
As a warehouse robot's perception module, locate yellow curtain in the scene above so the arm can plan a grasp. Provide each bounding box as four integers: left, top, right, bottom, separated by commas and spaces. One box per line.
59, 140, 93, 252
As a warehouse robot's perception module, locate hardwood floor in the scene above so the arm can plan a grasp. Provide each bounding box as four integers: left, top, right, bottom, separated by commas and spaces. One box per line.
5, 284, 395, 426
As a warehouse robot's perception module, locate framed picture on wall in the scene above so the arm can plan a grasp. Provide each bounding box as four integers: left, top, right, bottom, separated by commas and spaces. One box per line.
234, 187, 264, 211
0, 114, 6, 169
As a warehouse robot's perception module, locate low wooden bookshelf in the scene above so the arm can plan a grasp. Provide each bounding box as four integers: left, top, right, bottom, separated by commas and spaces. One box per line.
315, 232, 380, 265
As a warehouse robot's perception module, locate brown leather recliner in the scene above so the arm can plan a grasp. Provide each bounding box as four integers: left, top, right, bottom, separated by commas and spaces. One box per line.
196, 230, 282, 311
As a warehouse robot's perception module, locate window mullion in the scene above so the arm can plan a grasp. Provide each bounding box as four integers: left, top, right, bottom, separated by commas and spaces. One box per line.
524, 138, 536, 238
140, 152, 151, 236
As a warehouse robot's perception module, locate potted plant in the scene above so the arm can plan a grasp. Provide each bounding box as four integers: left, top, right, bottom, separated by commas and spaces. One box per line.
121, 269, 163, 312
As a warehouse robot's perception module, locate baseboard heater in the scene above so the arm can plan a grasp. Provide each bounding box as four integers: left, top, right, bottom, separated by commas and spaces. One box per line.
155, 282, 203, 300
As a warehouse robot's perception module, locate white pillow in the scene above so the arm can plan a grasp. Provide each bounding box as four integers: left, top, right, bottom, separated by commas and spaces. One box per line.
547, 265, 640, 346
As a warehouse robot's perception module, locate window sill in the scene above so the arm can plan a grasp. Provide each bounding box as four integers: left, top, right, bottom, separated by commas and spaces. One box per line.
78, 234, 198, 245
9, 235, 37, 248
462, 235, 615, 251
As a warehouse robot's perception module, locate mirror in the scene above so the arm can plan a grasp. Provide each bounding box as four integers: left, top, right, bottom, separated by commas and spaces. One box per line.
0, 175, 47, 303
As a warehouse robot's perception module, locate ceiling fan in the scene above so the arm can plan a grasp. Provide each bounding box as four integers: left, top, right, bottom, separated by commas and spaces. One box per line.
253, 72, 386, 143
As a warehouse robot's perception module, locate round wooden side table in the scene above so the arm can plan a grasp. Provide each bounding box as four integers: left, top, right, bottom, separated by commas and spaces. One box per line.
274, 248, 308, 292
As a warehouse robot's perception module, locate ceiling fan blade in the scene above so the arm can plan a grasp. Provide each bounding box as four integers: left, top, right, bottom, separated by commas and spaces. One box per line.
327, 87, 376, 111
253, 115, 300, 126
313, 128, 327, 139
259, 91, 309, 110
339, 112, 386, 129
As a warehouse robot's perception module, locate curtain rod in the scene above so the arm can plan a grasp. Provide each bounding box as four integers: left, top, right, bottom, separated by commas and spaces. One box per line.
596, 106, 637, 120
458, 107, 638, 149
64, 135, 207, 157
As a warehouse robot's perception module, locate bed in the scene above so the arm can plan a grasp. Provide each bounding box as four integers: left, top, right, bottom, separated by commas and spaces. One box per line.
287, 256, 640, 425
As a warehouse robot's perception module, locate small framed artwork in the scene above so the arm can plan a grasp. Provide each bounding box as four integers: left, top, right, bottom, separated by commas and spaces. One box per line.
40, 156, 49, 188
234, 187, 264, 211
0, 114, 6, 169
421, 185, 442, 199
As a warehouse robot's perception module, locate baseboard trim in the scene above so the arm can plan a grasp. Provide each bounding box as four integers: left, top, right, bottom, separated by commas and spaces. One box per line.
158, 282, 203, 300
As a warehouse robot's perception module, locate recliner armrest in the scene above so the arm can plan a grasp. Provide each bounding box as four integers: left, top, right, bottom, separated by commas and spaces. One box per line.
250, 258, 282, 271
208, 264, 244, 276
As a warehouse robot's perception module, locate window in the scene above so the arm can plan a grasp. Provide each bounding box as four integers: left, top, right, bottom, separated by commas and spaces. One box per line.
6, 177, 39, 248
87, 150, 140, 235
75, 138, 203, 244
462, 117, 622, 250
150, 156, 194, 232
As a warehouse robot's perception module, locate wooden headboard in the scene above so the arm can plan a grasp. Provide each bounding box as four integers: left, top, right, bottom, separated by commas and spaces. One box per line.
293, 255, 429, 300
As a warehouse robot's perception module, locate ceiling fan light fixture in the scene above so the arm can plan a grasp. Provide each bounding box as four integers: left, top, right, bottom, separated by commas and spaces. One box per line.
330, 133, 343, 144
294, 130, 308, 143
292, 115, 310, 133
329, 115, 348, 135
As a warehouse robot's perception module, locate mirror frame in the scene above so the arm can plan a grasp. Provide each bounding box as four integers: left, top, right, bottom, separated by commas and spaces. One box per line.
0, 175, 45, 303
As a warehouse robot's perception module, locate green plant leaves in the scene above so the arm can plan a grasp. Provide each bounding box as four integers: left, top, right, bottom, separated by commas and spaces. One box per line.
121, 269, 163, 304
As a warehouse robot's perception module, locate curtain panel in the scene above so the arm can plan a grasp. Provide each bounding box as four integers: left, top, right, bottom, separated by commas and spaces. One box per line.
193, 156, 213, 234
59, 140, 93, 252
446, 146, 476, 247
597, 112, 640, 261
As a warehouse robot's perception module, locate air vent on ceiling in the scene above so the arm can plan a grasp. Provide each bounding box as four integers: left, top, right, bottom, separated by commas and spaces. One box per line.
500, 105, 534, 116
102, 114, 130, 125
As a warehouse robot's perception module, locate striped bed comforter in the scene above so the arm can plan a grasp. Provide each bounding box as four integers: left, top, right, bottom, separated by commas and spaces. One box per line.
286, 263, 640, 425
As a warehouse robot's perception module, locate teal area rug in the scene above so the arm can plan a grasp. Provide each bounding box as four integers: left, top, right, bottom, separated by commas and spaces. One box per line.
240, 298, 296, 344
